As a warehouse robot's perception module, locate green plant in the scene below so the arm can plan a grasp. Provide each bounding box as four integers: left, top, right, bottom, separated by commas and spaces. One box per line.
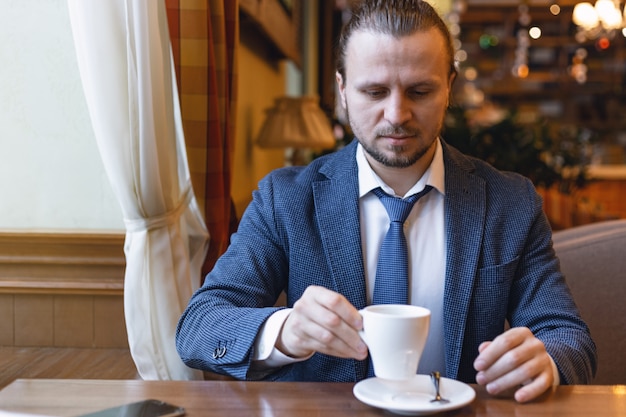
443, 106, 594, 193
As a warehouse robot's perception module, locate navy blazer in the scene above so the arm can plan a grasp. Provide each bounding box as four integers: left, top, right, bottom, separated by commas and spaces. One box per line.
176, 140, 596, 384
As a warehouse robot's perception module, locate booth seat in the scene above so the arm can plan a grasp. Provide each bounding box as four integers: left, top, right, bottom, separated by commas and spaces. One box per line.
552, 219, 626, 385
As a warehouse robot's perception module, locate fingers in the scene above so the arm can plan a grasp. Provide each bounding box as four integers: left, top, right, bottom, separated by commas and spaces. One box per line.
474, 327, 554, 403
277, 286, 368, 360
513, 370, 553, 403
474, 328, 526, 374
478, 341, 491, 353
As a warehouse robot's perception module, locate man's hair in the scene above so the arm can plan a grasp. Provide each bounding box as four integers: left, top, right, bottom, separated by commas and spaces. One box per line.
336, 0, 457, 81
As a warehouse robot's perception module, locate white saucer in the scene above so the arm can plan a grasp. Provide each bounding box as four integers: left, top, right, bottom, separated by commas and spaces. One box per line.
353, 374, 475, 416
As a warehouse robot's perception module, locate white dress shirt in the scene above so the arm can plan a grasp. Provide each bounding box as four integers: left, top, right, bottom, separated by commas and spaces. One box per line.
356, 139, 447, 375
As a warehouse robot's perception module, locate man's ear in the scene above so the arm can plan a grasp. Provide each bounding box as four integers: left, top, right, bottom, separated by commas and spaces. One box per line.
447, 71, 457, 108
335, 71, 347, 109
448, 71, 457, 91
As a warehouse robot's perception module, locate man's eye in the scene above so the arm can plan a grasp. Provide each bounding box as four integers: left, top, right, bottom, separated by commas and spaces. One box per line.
410, 90, 429, 97
364, 90, 386, 99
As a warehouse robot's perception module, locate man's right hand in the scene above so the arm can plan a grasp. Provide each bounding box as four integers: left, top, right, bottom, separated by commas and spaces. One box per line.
275, 285, 369, 360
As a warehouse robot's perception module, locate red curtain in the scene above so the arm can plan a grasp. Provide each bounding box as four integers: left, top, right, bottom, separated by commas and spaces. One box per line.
166, 0, 239, 279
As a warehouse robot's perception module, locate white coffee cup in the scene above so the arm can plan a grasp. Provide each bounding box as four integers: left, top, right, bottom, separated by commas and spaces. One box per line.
359, 304, 430, 380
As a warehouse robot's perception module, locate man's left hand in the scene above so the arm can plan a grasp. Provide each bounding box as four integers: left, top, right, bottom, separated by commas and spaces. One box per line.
473, 327, 554, 403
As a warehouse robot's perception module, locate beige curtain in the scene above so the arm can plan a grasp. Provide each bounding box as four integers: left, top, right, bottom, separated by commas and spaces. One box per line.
67, 0, 208, 380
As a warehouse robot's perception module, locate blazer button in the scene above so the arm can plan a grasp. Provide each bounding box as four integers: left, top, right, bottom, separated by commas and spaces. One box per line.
213, 346, 227, 359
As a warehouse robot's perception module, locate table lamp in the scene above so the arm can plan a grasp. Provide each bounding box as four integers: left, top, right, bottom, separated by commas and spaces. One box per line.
256, 95, 336, 165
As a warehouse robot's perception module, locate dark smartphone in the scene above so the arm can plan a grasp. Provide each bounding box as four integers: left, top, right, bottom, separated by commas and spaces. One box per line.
77, 399, 185, 417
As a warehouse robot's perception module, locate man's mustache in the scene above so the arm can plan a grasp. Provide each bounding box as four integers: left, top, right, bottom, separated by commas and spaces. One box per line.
376, 127, 418, 137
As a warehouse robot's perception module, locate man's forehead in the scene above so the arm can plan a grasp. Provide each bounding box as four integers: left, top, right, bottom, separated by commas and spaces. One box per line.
345, 27, 443, 52
344, 28, 446, 64
341, 28, 451, 86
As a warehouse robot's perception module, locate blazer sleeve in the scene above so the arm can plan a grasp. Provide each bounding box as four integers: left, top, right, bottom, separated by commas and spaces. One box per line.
175, 172, 292, 380
176, 140, 365, 382
508, 180, 597, 384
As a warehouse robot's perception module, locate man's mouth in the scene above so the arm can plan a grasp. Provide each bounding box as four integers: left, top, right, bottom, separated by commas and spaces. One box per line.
384, 134, 411, 139
379, 134, 415, 144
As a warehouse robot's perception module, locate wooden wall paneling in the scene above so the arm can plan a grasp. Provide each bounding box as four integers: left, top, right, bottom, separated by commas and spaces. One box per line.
14, 295, 54, 346
0, 231, 125, 295
0, 231, 127, 348
54, 295, 94, 348
94, 296, 128, 348
0, 294, 14, 345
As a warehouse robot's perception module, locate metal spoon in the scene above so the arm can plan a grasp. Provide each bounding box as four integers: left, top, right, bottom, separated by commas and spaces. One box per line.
430, 371, 450, 404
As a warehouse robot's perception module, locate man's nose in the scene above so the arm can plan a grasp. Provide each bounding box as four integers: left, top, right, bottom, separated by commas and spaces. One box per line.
384, 94, 412, 126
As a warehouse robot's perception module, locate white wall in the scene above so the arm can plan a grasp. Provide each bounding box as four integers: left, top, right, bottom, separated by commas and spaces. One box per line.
0, 0, 124, 230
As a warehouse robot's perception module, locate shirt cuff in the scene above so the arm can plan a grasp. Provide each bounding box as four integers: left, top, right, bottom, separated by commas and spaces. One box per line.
252, 308, 313, 369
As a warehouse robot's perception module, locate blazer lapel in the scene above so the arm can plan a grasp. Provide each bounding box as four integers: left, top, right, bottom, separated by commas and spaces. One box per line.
441, 142, 486, 380
313, 142, 368, 310
313, 143, 368, 381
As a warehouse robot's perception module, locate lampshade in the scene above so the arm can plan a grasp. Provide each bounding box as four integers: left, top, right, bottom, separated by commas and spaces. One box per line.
256, 96, 336, 149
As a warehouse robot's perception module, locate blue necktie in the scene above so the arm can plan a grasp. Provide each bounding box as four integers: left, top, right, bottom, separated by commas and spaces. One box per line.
366, 186, 433, 378
371, 186, 433, 305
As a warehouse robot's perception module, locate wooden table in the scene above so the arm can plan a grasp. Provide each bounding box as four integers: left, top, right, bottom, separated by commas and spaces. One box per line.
0, 379, 625, 416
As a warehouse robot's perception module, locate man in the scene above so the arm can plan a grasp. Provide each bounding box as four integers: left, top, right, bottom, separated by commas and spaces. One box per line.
176, 0, 596, 403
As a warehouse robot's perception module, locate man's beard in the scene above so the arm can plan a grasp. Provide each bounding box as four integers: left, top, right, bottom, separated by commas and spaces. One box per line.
361, 137, 425, 168
345, 106, 434, 169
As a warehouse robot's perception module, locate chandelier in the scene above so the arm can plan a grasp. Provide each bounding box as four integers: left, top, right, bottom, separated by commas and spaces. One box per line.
572, 0, 626, 41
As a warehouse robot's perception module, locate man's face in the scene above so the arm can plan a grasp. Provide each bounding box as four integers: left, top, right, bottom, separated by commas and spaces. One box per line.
336, 28, 454, 169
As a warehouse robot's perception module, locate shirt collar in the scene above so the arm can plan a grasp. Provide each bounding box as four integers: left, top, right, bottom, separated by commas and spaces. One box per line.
357, 138, 445, 199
